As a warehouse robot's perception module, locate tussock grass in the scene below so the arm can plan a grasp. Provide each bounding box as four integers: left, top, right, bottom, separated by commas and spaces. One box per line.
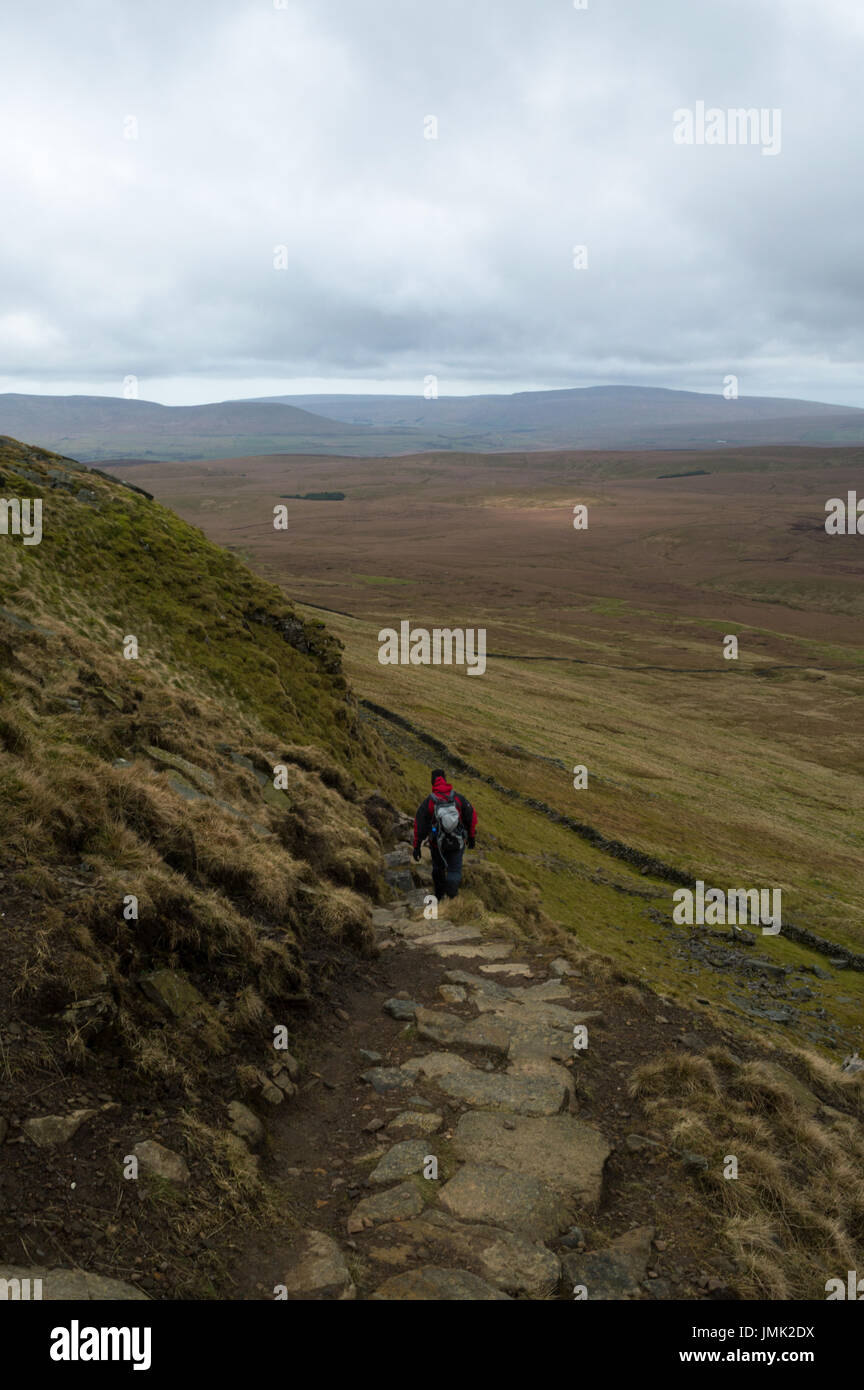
629, 1048, 864, 1297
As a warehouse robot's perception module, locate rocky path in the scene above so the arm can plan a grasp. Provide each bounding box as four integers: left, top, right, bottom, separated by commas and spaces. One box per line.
245, 851, 737, 1301
334, 888, 611, 1299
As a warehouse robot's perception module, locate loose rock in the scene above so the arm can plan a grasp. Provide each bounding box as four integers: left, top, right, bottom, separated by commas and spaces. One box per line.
227, 1101, 264, 1148
347, 1182, 425, 1231
132, 1139, 190, 1185
22, 1109, 97, 1148
281, 1229, 355, 1300
369, 1140, 432, 1185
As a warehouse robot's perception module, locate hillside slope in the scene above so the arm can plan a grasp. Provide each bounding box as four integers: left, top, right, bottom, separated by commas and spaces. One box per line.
0, 434, 407, 1295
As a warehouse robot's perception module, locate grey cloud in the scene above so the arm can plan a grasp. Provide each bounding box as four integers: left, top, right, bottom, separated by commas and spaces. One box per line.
0, 0, 862, 404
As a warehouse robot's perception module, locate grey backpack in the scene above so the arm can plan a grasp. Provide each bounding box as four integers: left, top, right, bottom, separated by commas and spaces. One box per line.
431, 791, 465, 850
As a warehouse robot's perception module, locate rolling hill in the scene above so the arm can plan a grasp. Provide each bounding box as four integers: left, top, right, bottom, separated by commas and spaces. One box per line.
258, 385, 864, 451
0, 394, 443, 463
3, 385, 864, 464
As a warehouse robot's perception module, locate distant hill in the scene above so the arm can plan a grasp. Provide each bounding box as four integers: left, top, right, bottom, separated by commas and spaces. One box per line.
0, 393, 442, 462
3, 385, 864, 462
264, 385, 864, 450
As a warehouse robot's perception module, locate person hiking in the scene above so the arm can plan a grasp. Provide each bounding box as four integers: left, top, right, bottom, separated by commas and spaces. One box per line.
412, 769, 477, 900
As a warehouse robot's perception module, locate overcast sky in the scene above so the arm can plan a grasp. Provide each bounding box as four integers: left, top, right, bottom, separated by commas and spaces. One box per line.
1, 0, 862, 406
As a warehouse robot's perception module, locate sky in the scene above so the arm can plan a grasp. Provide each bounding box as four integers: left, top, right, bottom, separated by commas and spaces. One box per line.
1, 0, 863, 407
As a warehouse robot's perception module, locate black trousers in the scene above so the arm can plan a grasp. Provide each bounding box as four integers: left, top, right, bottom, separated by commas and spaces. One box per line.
430, 840, 465, 899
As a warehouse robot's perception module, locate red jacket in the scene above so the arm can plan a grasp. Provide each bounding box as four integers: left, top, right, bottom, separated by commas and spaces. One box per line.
413, 776, 477, 849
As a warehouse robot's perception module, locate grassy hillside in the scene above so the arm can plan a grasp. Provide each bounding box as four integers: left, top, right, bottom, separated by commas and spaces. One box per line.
0, 434, 410, 1295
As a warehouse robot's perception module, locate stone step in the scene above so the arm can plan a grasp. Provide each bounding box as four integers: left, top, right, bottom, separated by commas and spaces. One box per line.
431, 941, 514, 961
517, 981, 574, 1002
415, 1007, 511, 1057
435, 1061, 570, 1116
480, 962, 534, 977
400, 1051, 475, 1080
362, 1208, 560, 1298
438, 1164, 575, 1241
404, 925, 483, 947
451, 1111, 610, 1209
347, 1182, 425, 1233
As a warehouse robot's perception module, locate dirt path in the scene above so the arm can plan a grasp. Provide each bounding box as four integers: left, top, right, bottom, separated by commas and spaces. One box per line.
232, 858, 745, 1301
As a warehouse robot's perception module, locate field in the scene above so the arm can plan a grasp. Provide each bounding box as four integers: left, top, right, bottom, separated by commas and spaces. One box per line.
124, 443, 864, 1056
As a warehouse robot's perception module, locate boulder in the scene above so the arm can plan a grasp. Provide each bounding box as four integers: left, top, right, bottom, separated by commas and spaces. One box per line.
385, 1110, 443, 1138
145, 746, 215, 791
480, 962, 533, 978
407, 925, 482, 946
368, 1209, 559, 1298
383, 998, 420, 1021
431, 942, 514, 961
384, 845, 413, 868
274, 1050, 301, 1082
384, 868, 414, 893
400, 1052, 474, 1080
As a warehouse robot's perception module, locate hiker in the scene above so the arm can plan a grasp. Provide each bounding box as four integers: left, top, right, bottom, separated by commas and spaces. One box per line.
412, 769, 477, 900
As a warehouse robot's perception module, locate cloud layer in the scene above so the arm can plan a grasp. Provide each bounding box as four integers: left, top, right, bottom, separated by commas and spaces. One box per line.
1, 0, 862, 404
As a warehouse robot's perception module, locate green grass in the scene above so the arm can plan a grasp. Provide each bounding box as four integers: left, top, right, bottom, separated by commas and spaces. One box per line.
307, 598, 864, 1059
355, 574, 415, 588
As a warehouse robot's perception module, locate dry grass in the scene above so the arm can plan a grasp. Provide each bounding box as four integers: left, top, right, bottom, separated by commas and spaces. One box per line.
628, 1047, 864, 1297
0, 621, 384, 1088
